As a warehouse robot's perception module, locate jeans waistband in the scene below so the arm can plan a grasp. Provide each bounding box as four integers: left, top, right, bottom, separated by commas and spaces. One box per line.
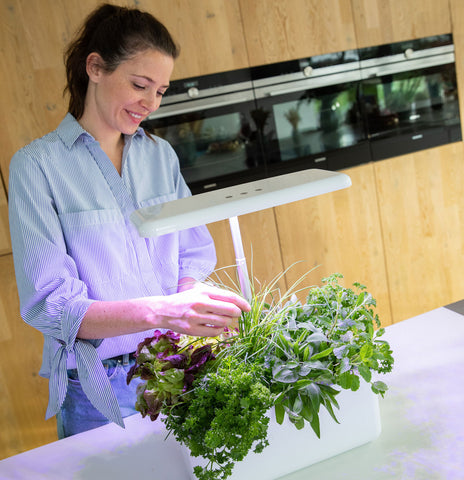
103, 352, 136, 367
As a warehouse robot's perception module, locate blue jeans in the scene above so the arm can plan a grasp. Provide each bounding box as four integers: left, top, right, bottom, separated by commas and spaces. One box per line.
56, 354, 144, 439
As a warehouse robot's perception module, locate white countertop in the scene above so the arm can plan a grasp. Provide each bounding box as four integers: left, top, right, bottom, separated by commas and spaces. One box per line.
1, 306, 463, 480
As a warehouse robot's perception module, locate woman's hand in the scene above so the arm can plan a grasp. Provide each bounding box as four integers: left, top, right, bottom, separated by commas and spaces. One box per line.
153, 282, 251, 337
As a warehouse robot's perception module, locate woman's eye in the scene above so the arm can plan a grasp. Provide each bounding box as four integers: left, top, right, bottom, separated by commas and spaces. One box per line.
133, 83, 145, 90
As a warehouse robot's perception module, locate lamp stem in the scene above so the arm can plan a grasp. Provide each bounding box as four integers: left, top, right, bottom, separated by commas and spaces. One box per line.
228, 216, 252, 302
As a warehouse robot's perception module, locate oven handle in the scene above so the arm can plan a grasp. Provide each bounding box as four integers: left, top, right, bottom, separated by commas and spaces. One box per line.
253, 69, 362, 99
360, 52, 455, 79
146, 90, 256, 120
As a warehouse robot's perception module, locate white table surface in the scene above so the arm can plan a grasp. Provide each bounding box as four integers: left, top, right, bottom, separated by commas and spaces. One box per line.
1, 306, 463, 480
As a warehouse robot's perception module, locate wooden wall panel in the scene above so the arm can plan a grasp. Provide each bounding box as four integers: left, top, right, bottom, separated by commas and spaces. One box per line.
0, 254, 57, 459
137, 0, 250, 79
374, 143, 464, 322
351, 0, 452, 48
239, 0, 357, 66
450, 0, 464, 129
0, 182, 11, 256
274, 163, 393, 327
207, 210, 287, 294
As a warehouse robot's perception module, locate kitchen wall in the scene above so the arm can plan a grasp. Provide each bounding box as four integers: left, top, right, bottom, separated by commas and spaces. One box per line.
1, 0, 464, 460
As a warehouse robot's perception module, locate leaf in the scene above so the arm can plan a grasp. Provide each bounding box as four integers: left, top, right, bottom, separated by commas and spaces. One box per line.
310, 347, 334, 361
309, 411, 321, 438
302, 345, 311, 361
301, 401, 313, 422
356, 291, 365, 307
306, 332, 328, 343
339, 357, 351, 374
371, 380, 388, 394
306, 383, 321, 412
273, 367, 299, 383
350, 375, 360, 391
359, 343, 374, 361
321, 397, 340, 425
358, 364, 372, 383
274, 402, 285, 424
292, 394, 303, 415
293, 417, 305, 430
338, 371, 353, 389
294, 378, 313, 390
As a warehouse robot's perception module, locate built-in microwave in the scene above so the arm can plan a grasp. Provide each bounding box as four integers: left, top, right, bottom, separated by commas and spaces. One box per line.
141, 34, 461, 194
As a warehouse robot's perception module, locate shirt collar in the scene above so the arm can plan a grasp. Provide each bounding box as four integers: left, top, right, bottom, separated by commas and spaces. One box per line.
57, 113, 146, 149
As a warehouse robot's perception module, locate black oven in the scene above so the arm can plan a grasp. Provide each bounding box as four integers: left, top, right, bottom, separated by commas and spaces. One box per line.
250, 50, 369, 175
142, 69, 265, 194
358, 34, 461, 160
142, 34, 461, 194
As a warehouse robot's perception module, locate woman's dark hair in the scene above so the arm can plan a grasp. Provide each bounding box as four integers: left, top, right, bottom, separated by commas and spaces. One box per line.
64, 3, 180, 119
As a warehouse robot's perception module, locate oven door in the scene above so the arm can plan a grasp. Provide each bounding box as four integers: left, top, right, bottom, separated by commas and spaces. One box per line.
253, 73, 370, 175
141, 90, 265, 194
359, 53, 461, 160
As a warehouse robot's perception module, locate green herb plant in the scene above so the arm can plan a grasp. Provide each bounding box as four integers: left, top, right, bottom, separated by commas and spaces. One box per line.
128, 271, 394, 480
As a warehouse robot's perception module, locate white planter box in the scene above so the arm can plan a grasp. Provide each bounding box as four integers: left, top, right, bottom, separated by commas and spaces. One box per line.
183, 381, 381, 480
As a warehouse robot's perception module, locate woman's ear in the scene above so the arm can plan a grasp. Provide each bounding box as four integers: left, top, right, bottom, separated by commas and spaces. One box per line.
86, 52, 105, 82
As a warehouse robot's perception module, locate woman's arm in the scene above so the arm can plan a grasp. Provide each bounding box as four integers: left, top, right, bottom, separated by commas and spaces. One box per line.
77, 282, 250, 339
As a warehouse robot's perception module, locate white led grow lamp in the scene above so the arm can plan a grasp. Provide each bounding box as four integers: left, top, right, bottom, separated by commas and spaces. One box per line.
130, 168, 352, 300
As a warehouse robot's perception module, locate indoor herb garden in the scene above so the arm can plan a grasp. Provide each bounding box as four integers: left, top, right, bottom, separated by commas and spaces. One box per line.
127, 272, 394, 480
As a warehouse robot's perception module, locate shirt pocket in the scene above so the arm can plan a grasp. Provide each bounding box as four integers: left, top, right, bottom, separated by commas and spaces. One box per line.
58, 209, 132, 291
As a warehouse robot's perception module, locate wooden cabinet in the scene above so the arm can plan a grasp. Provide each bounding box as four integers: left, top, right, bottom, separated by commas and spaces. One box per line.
208, 209, 287, 294
374, 142, 464, 322
351, 0, 452, 48
138, 0, 250, 79
239, 0, 357, 66
0, 254, 57, 459
274, 163, 393, 327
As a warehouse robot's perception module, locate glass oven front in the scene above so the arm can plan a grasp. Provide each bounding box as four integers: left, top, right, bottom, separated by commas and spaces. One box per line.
141, 70, 265, 194
359, 35, 461, 159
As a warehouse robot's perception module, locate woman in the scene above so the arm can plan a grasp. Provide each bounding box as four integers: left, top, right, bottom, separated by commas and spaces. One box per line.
8, 3, 249, 438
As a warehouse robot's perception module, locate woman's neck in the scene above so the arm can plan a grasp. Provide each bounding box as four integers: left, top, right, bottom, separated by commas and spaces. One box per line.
78, 114, 125, 175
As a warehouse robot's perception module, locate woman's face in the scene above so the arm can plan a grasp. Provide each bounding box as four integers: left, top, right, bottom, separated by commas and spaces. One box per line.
86, 48, 174, 137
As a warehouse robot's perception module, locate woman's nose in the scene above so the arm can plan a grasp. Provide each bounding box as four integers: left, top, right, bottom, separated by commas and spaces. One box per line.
142, 92, 161, 113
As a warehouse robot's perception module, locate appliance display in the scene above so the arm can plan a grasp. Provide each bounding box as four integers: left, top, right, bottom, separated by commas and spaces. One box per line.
141, 34, 461, 194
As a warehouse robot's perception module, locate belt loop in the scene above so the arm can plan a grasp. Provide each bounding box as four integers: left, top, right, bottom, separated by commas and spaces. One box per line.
122, 353, 130, 366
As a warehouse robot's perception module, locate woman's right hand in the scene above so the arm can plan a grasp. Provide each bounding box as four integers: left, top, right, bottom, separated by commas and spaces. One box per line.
150, 282, 251, 337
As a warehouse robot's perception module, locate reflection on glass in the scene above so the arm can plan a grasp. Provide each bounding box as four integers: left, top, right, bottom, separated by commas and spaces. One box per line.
361, 64, 459, 138
273, 84, 364, 161
150, 112, 255, 184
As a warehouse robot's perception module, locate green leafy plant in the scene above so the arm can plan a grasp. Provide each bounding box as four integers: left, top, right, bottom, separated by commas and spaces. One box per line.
128, 272, 394, 480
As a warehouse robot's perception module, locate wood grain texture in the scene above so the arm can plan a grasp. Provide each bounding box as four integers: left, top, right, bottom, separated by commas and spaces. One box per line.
351, 0, 452, 48
136, 0, 250, 79
374, 143, 464, 322
0, 182, 11, 255
238, 0, 357, 65
207, 209, 287, 294
274, 163, 393, 327
0, 254, 57, 460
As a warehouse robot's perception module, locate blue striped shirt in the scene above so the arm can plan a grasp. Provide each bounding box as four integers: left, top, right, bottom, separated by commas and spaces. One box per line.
8, 113, 216, 427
